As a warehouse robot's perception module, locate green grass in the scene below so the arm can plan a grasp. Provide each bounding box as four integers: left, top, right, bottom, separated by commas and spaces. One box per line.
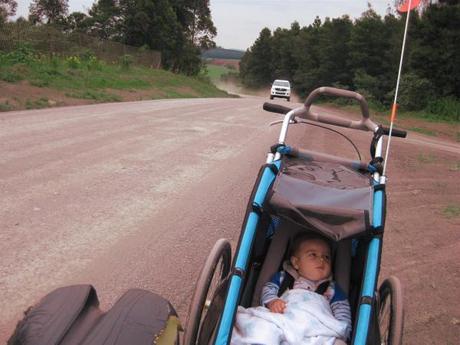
205, 64, 232, 82
417, 153, 436, 164
65, 90, 121, 102
0, 101, 13, 111
0, 51, 228, 111
25, 97, 49, 109
449, 162, 460, 171
337, 100, 460, 125
408, 127, 438, 136
442, 204, 460, 219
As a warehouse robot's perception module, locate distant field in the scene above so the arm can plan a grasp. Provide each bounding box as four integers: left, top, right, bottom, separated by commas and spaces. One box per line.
207, 58, 240, 69
205, 64, 234, 82
204, 59, 240, 86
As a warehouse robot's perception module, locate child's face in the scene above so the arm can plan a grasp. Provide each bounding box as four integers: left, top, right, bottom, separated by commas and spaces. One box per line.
290, 239, 331, 282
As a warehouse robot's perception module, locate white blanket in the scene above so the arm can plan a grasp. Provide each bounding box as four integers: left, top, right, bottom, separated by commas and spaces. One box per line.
231, 289, 348, 345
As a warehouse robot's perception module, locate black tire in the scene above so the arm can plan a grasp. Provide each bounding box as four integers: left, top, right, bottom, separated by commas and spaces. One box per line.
183, 239, 231, 345
378, 276, 404, 345
287, 97, 290, 102
270, 95, 274, 100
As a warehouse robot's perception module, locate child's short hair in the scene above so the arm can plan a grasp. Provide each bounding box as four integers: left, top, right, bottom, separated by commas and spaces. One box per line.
289, 232, 332, 257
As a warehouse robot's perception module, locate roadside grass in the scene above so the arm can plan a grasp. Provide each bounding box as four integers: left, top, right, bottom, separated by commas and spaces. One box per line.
450, 161, 460, 171
0, 52, 229, 110
25, 97, 49, 109
408, 127, 437, 136
323, 102, 459, 142
65, 90, 122, 102
442, 204, 460, 219
0, 101, 13, 111
417, 153, 436, 164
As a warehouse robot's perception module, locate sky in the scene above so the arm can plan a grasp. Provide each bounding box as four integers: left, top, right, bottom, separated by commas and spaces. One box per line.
15, 0, 393, 50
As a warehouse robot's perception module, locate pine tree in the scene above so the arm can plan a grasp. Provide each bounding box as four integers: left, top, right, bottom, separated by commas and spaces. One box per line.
29, 0, 69, 24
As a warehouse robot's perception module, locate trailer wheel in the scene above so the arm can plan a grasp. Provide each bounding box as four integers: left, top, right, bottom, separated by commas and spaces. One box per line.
378, 276, 404, 345
183, 239, 231, 345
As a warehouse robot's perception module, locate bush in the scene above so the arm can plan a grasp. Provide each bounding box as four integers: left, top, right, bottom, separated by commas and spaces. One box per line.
353, 70, 380, 104
3, 44, 37, 65
426, 97, 460, 122
392, 73, 435, 111
119, 54, 133, 70
66, 56, 82, 69
79, 49, 96, 62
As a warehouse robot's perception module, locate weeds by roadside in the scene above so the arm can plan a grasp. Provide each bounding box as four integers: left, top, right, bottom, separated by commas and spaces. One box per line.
0, 46, 228, 111
409, 127, 437, 137
416, 153, 436, 164
449, 162, 460, 172
0, 101, 13, 111
25, 97, 49, 109
65, 91, 121, 102
442, 205, 460, 219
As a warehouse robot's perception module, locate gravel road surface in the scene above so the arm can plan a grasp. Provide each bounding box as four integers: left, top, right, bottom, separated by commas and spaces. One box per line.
1, 97, 459, 344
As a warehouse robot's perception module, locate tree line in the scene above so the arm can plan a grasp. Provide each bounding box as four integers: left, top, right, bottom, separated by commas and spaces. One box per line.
240, 2, 460, 116
0, 0, 216, 75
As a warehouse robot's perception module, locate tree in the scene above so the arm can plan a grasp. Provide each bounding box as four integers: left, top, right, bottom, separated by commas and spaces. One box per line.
64, 11, 90, 32
316, 16, 353, 88
270, 22, 301, 83
409, 4, 460, 97
0, 0, 17, 24
85, 0, 214, 75
29, 0, 69, 24
437, 0, 460, 5
173, 0, 217, 49
348, 8, 396, 103
86, 0, 122, 40
119, 0, 185, 71
240, 28, 274, 87
291, 19, 323, 95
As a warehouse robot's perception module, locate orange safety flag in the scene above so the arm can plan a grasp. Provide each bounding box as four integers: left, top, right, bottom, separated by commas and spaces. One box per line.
397, 0, 421, 13
390, 103, 398, 122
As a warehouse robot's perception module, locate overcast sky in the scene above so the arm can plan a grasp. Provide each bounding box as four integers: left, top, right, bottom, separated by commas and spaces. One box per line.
15, 0, 393, 50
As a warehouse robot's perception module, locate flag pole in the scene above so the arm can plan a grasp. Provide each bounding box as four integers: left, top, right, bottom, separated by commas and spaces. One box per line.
382, 0, 413, 177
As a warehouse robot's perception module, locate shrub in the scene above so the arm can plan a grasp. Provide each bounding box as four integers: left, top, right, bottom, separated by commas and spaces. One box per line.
66, 56, 82, 69
119, 54, 134, 70
392, 73, 435, 111
49, 55, 61, 69
79, 49, 96, 62
0, 101, 13, 112
86, 55, 102, 70
3, 44, 37, 65
426, 97, 460, 122
353, 70, 381, 104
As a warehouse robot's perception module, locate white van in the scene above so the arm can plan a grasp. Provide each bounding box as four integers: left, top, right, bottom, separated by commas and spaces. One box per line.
270, 79, 291, 101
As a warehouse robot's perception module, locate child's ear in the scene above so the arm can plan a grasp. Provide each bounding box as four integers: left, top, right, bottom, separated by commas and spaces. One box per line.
290, 256, 299, 270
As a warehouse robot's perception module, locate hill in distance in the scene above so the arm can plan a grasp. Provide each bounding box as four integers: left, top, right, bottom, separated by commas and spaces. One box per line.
202, 47, 245, 60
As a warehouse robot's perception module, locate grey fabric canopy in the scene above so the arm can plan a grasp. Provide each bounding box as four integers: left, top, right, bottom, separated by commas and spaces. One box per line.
267, 157, 374, 241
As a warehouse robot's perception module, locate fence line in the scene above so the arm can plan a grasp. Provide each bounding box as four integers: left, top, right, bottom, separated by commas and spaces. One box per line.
0, 23, 161, 68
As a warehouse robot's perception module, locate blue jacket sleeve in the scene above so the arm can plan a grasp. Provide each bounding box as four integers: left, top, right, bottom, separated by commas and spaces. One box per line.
260, 271, 284, 306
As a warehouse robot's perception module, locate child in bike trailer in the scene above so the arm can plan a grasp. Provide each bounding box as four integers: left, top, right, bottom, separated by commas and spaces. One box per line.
261, 232, 351, 343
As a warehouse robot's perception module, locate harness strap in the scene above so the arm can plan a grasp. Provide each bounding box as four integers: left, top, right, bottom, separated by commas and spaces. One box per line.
277, 272, 331, 297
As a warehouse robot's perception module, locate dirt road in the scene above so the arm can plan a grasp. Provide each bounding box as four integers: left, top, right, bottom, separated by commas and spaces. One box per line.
1, 97, 459, 344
